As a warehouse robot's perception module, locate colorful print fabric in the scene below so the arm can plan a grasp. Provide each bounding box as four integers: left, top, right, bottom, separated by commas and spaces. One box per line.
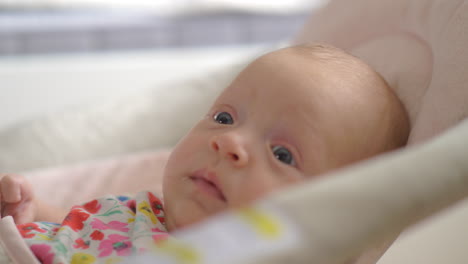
16, 191, 169, 264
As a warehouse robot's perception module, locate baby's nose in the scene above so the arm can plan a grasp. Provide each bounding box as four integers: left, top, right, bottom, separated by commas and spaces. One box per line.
210, 133, 249, 167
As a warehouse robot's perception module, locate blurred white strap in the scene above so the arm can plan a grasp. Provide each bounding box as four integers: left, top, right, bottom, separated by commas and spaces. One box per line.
260, 118, 468, 264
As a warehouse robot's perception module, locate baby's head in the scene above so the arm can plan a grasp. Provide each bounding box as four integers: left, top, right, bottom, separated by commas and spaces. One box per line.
163, 44, 410, 231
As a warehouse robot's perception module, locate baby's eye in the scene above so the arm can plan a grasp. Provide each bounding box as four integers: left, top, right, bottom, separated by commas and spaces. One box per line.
213, 111, 234, 125
271, 145, 296, 166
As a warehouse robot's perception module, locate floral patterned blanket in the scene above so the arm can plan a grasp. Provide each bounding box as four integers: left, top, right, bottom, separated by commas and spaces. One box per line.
0, 191, 168, 264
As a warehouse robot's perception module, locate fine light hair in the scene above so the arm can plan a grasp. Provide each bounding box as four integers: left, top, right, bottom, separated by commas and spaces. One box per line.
293, 43, 410, 155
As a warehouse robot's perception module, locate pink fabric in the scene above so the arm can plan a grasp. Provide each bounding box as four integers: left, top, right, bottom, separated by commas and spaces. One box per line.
25, 150, 171, 211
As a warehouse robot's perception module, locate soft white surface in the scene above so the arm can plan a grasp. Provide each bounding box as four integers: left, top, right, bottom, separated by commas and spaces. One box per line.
379, 198, 468, 264
1, 0, 468, 262
0, 0, 327, 14
0, 45, 265, 130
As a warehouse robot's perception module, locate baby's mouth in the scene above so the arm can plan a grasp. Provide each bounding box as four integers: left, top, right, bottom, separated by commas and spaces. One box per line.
190, 169, 227, 202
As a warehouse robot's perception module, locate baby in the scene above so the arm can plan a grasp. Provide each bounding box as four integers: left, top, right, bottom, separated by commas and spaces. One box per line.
0, 44, 409, 263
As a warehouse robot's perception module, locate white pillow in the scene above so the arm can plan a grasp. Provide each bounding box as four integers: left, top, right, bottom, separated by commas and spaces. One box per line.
0, 61, 248, 173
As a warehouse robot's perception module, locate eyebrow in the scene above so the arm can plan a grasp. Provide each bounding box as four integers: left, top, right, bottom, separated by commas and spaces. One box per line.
210, 102, 239, 117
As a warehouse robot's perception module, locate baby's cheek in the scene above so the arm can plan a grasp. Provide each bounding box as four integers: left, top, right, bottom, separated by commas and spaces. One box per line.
248, 176, 286, 200
171, 138, 200, 160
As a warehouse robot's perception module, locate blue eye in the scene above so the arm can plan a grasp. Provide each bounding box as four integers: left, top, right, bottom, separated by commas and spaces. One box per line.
272, 145, 295, 166
213, 112, 234, 125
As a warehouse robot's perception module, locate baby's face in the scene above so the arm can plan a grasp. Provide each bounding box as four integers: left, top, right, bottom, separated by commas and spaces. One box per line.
162, 48, 374, 231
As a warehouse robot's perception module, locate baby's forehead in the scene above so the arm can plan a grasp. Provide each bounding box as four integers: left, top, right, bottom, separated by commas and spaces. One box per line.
259, 45, 374, 78
220, 57, 333, 113
250, 48, 344, 87
260, 47, 390, 100
223, 45, 390, 114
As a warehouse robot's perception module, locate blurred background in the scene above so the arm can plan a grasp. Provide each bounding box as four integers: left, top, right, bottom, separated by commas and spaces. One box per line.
0, 0, 325, 130
3, 3, 468, 264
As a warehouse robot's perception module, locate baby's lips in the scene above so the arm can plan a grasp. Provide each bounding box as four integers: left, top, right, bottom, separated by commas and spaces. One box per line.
191, 168, 226, 201
204, 170, 223, 191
